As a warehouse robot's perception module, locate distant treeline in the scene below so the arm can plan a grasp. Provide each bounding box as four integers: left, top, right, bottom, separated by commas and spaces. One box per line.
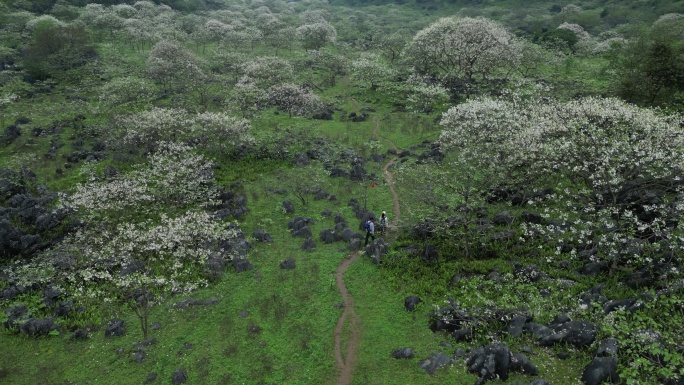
0, 0, 219, 13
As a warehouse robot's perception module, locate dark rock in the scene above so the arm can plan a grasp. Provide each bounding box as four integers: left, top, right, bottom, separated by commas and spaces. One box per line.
349, 164, 367, 181
540, 320, 596, 348
3, 304, 27, 328
580, 357, 619, 385
312, 108, 334, 120
578, 262, 609, 276
282, 200, 295, 214
510, 352, 538, 375
603, 298, 636, 314
145, 373, 157, 384
421, 244, 439, 263
319, 228, 340, 244
418, 352, 451, 375
514, 264, 543, 282
292, 153, 310, 166
523, 323, 553, 340
72, 328, 89, 340
492, 211, 514, 226
340, 228, 359, 242
120, 259, 146, 277
365, 238, 389, 264
466, 344, 511, 382
42, 286, 63, 307
19, 317, 60, 336
451, 328, 474, 342
329, 167, 349, 178
348, 238, 361, 250
171, 368, 188, 385
548, 313, 571, 328
151, 322, 162, 330
595, 338, 619, 357
507, 315, 527, 338
404, 296, 422, 312
391, 347, 414, 359
253, 229, 273, 242
232, 258, 254, 272
133, 350, 146, 363
557, 352, 571, 359
55, 300, 73, 317
280, 258, 296, 270
301, 237, 316, 251
35, 213, 60, 230
288, 217, 313, 231
103, 165, 118, 179
530, 380, 551, 385
521, 211, 544, 224
321, 209, 332, 217
105, 318, 126, 337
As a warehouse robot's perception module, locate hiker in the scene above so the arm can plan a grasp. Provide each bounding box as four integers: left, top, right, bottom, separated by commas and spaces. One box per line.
379, 211, 389, 236
364, 217, 375, 246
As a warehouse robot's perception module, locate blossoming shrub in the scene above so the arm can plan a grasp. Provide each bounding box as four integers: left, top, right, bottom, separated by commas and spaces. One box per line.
3, 142, 243, 330
439, 95, 684, 270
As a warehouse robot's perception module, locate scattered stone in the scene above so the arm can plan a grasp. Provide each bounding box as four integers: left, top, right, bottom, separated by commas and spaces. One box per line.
510, 352, 538, 375
72, 328, 89, 340
280, 258, 296, 270
595, 338, 619, 357
151, 322, 162, 330
492, 211, 514, 226
603, 298, 637, 314
145, 372, 157, 384
301, 237, 316, 251
171, 368, 188, 385
133, 350, 146, 363
19, 317, 60, 337
293, 226, 312, 238
104, 318, 126, 337
253, 229, 273, 242
507, 314, 527, 338
404, 295, 422, 312
391, 347, 414, 359
232, 258, 255, 272
282, 200, 295, 214
55, 300, 74, 317
530, 380, 551, 385
578, 262, 609, 276
418, 352, 451, 375
540, 320, 597, 348
238, 311, 250, 318
319, 228, 340, 244
466, 344, 511, 382
580, 357, 619, 385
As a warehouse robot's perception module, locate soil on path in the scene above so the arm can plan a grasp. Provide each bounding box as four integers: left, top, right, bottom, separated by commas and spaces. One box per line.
333, 115, 401, 385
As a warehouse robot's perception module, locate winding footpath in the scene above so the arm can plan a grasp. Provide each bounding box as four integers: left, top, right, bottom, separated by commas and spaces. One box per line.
333, 116, 401, 385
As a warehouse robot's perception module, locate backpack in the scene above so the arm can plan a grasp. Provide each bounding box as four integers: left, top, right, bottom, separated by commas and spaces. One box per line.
363, 220, 370, 232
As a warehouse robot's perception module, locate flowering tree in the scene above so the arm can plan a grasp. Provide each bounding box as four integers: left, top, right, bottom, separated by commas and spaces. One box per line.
403, 74, 450, 114
351, 54, 393, 91
99, 76, 156, 108
308, 49, 349, 87
404, 17, 521, 82
296, 21, 337, 51
146, 40, 204, 91
111, 108, 253, 152
439, 95, 684, 270
241, 56, 294, 88
266, 83, 322, 117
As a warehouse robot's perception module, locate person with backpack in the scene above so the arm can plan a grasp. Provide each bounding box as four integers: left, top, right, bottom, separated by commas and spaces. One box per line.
379, 211, 389, 236
364, 217, 375, 246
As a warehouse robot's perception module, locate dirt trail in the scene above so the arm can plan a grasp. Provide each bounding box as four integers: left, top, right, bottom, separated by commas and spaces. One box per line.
334, 116, 401, 385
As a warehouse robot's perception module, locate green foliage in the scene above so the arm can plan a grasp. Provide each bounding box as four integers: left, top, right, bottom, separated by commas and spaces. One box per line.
22, 24, 97, 80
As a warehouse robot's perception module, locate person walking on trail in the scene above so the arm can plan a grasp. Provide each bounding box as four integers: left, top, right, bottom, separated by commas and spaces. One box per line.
364, 217, 375, 246
379, 211, 389, 236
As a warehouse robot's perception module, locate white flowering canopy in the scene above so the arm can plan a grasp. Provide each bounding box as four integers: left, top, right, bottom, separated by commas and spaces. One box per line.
405, 16, 521, 81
